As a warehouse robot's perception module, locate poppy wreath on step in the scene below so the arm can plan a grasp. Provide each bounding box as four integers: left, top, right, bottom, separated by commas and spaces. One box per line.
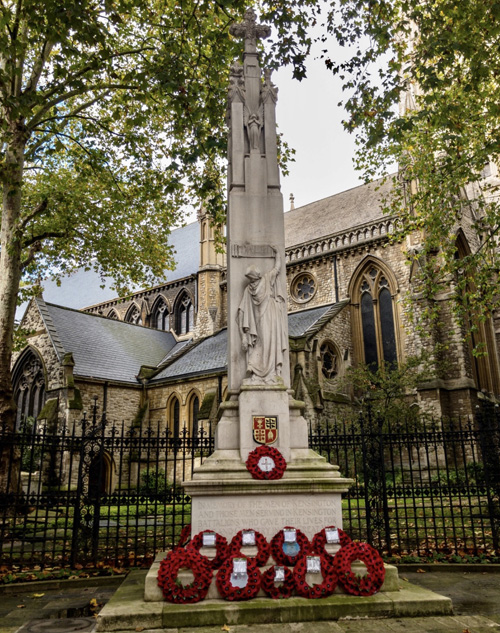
270, 526, 310, 566
261, 564, 295, 599
334, 541, 386, 596
157, 548, 212, 604
311, 526, 352, 563
245, 445, 287, 480
293, 553, 338, 599
187, 530, 229, 570
229, 529, 270, 567
215, 555, 261, 601
176, 523, 192, 548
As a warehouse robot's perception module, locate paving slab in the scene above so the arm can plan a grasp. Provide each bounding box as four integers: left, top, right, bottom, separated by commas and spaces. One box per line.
15, 617, 97, 633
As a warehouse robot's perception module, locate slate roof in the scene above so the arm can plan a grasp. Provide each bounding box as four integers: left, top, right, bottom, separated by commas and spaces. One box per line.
152, 329, 228, 382
39, 299, 177, 383
284, 177, 392, 247
151, 302, 347, 383
288, 301, 349, 338
16, 221, 200, 320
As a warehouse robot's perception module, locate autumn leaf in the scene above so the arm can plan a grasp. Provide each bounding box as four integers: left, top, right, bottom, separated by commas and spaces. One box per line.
32, 593, 45, 598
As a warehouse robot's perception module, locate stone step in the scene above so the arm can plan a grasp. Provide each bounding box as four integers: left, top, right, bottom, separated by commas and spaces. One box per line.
96, 570, 453, 632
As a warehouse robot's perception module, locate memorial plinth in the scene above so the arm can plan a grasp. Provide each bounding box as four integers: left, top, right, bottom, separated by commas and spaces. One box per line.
95, 11, 453, 631
184, 7, 352, 544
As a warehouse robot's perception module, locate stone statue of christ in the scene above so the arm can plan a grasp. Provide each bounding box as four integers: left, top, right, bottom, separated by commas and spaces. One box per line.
237, 246, 288, 383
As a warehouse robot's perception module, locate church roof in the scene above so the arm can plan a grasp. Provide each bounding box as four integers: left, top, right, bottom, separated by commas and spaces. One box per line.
16, 221, 200, 320
152, 329, 228, 382
38, 299, 177, 384
288, 301, 349, 338
150, 301, 348, 383
284, 177, 392, 247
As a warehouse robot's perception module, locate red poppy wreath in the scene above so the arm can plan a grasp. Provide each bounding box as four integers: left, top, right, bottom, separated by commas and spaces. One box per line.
261, 564, 295, 599
270, 526, 310, 566
334, 541, 386, 596
245, 445, 287, 480
216, 555, 261, 601
311, 526, 352, 563
157, 548, 212, 604
229, 529, 270, 567
187, 530, 229, 569
293, 553, 338, 599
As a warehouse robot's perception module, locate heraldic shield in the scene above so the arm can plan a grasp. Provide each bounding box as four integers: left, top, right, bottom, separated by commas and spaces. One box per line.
252, 416, 278, 445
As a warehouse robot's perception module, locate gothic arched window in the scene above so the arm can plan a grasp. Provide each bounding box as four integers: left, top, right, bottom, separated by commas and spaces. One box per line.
124, 304, 142, 325
352, 264, 399, 370
151, 297, 169, 331
189, 394, 200, 440
107, 309, 119, 320
175, 292, 193, 335
168, 396, 180, 439
12, 349, 46, 429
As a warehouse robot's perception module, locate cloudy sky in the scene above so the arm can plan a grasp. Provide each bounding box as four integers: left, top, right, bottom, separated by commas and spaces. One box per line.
275, 50, 363, 212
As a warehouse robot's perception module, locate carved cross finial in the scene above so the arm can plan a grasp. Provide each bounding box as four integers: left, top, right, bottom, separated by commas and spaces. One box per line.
229, 8, 271, 54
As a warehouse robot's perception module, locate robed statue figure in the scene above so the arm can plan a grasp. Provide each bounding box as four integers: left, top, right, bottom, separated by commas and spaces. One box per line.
237, 246, 288, 383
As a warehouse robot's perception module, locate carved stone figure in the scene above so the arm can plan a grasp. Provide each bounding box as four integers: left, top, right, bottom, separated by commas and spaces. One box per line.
237, 246, 288, 383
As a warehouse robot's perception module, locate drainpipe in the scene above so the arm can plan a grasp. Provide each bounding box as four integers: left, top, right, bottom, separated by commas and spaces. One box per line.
333, 256, 339, 303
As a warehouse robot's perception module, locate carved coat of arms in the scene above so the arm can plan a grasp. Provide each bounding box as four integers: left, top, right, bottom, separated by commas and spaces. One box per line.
252, 415, 278, 445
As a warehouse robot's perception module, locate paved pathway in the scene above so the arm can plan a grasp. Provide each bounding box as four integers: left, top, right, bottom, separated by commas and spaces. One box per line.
0, 570, 499, 633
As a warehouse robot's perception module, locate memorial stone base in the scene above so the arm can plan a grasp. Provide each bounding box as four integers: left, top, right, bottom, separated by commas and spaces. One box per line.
96, 568, 453, 632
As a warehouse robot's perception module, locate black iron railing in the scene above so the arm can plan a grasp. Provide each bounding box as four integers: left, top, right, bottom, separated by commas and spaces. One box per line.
1, 402, 499, 570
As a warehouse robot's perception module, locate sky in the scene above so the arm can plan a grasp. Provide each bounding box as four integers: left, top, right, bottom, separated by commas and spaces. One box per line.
275, 49, 363, 212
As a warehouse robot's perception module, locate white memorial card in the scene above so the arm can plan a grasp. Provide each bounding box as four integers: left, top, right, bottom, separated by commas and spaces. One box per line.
202, 531, 216, 547
283, 528, 297, 543
242, 530, 256, 546
233, 558, 248, 574
326, 528, 340, 544
306, 556, 321, 573
258, 456, 275, 472
274, 566, 285, 582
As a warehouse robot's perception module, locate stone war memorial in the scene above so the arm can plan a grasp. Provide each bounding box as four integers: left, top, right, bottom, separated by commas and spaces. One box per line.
97, 9, 452, 630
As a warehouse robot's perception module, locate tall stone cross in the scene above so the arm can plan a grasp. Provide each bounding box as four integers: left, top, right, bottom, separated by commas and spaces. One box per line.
229, 8, 271, 54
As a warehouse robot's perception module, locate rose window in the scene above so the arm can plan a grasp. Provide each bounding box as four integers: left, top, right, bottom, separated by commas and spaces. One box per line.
292, 273, 316, 303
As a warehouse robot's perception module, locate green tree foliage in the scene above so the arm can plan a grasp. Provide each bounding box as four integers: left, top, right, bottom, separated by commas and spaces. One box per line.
342, 356, 435, 430
323, 0, 500, 341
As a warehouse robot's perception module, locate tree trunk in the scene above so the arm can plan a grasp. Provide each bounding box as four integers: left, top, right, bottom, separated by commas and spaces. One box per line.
0, 128, 26, 496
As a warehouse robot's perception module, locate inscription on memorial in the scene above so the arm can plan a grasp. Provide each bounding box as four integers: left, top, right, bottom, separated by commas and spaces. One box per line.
192, 495, 342, 540
231, 243, 274, 258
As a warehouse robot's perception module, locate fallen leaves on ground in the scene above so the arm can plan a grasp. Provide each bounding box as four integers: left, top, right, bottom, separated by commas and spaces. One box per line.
416, 568, 426, 573
32, 593, 44, 598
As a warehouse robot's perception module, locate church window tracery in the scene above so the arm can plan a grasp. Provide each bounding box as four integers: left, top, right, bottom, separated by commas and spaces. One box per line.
151, 298, 169, 331
12, 349, 46, 429
352, 263, 399, 370
291, 272, 317, 303
125, 304, 142, 325
320, 341, 339, 380
107, 309, 119, 320
175, 292, 193, 335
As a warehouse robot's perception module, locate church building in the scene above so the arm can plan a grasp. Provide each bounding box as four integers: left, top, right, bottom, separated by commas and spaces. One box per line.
13, 170, 500, 442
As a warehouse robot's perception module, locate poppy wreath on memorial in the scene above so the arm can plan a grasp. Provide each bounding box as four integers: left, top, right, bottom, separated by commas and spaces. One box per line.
293, 552, 338, 599
311, 526, 352, 563
215, 555, 261, 601
334, 541, 386, 597
270, 526, 310, 566
157, 548, 212, 604
187, 530, 229, 570
229, 529, 271, 567
261, 564, 295, 599
245, 445, 287, 481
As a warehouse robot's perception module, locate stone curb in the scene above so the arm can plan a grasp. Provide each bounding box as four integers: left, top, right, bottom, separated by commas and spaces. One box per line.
397, 563, 500, 573
0, 574, 126, 594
